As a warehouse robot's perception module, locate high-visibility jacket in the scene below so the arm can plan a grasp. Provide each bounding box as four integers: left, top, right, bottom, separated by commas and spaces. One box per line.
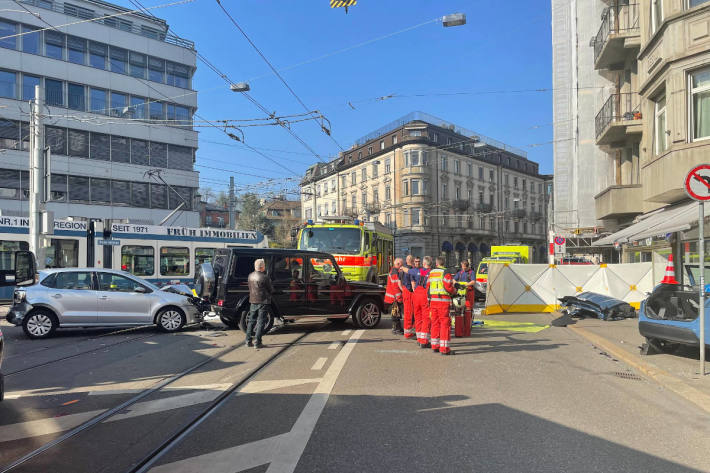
384, 267, 403, 304
427, 267, 456, 303
454, 269, 474, 297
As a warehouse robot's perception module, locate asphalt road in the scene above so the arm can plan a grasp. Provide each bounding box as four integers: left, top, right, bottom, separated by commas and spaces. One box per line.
1, 313, 709, 472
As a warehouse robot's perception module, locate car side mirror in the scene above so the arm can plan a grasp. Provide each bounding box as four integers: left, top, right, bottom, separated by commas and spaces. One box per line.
134, 286, 148, 293
13, 250, 37, 287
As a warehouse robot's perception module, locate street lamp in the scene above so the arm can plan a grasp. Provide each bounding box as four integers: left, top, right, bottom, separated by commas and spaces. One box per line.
230, 82, 250, 92
442, 13, 466, 27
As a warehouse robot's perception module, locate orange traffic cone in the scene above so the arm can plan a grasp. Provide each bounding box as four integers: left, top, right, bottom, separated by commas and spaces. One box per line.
660, 254, 679, 285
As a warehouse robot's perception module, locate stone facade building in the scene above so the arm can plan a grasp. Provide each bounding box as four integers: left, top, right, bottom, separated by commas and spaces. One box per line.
301, 112, 549, 265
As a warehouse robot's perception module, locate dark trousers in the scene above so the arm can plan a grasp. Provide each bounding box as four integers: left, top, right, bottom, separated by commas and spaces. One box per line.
246, 303, 269, 344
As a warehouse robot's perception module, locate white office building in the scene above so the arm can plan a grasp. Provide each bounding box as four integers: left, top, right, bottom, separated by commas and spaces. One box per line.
0, 0, 199, 226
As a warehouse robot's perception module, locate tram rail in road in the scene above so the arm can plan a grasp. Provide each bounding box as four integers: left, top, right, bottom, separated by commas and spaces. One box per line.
0, 322, 325, 473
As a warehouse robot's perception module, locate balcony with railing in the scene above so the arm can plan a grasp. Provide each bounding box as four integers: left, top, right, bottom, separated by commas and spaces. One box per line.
475, 202, 493, 213
595, 92, 643, 145
592, 3, 640, 69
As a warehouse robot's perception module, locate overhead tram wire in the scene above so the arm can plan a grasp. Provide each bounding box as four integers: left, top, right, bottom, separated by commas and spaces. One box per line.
214, 0, 346, 153
128, 0, 328, 165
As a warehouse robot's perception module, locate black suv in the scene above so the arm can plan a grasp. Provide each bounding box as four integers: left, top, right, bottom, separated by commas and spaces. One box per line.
196, 248, 385, 331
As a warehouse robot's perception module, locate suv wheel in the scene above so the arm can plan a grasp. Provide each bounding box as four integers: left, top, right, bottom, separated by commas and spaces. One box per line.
353, 300, 381, 329
238, 308, 275, 333
157, 307, 186, 333
220, 315, 239, 329
22, 309, 58, 339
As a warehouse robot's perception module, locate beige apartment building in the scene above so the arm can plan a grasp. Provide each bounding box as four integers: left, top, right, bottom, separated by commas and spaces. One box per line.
300, 112, 549, 265
586, 0, 710, 271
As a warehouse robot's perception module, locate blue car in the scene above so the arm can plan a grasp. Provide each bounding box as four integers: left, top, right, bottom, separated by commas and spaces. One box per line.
639, 264, 710, 352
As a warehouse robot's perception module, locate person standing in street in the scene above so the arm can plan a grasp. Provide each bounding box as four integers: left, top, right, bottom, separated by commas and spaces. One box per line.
413, 256, 432, 348
246, 258, 273, 349
384, 257, 404, 335
427, 256, 457, 355
400, 255, 416, 339
454, 260, 476, 323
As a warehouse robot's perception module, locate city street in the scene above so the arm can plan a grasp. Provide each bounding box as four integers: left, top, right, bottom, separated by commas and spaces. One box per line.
1, 312, 708, 473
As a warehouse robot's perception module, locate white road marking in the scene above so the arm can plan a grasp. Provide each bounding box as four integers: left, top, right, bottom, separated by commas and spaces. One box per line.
0, 409, 104, 442
341, 329, 351, 336
328, 342, 340, 350
144, 341, 158, 345
239, 379, 321, 394
149, 330, 365, 473
310, 357, 328, 371
0, 385, 232, 442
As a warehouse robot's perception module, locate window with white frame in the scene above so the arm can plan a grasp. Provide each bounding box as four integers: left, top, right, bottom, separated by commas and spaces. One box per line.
341, 175, 346, 188
409, 130, 422, 137
467, 163, 473, 177
342, 198, 347, 211
441, 155, 448, 171
351, 171, 356, 185
385, 185, 391, 200
468, 189, 473, 201
411, 179, 420, 195
411, 208, 420, 226
331, 179, 336, 191
351, 194, 356, 209
316, 184, 321, 197
455, 186, 461, 200
652, 0, 663, 33
504, 174, 509, 186
305, 209, 312, 220
392, 134, 398, 145
385, 213, 392, 225
373, 188, 379, 202
690, 0, 710, 8
380, 140, 385, 150
455, 160, 461, 174
403, 180, 409, 196
431, 131, 438, 142
323, 183, 328, 195
372, 162, 378, 178
361, 168, 367, 181
489, 170, 495, 182
442, 182, 448, 200
361, 191, 367, 206
691, 68, 710, 140
331, 201, 336, 214
368, 146, 373, 155
318, 205, 322, 216
478, 167, 484, 179
385, 158, 391, 173
655, 94, 668, 154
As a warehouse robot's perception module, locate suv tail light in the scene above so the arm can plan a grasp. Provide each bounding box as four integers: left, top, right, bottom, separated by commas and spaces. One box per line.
217, 299, 224, 307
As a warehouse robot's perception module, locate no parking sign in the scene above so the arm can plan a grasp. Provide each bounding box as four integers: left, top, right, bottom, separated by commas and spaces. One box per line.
553, 236, 566, 254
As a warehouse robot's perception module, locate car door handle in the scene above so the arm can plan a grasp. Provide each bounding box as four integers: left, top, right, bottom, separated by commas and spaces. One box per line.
99, 295, 109, 300
52, 294, 61, 299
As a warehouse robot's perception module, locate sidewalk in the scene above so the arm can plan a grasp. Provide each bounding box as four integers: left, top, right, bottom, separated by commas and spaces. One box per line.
485, 311, 710, 414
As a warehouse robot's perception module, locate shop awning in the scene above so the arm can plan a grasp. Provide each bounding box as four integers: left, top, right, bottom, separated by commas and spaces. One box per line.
593, 200, 710, 246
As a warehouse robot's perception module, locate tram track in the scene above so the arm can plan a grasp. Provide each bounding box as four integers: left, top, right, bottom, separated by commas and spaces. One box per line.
0, 323, 323, 473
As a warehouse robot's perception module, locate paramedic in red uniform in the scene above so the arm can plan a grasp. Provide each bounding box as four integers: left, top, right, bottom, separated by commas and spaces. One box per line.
384, 257, 404, 335
413, 256, 432, 348
400, 255, 415, 339
427, 256, 457, 355
454, 260, 476, 322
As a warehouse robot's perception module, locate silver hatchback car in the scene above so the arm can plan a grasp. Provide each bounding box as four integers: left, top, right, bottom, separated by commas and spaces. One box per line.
7, 268, 203, 339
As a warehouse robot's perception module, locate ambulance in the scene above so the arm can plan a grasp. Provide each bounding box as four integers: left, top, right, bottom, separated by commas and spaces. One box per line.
474, 245, 532, 296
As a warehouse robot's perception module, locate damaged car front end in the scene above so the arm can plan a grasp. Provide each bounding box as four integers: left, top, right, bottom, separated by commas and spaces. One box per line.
559, 292, 636, 321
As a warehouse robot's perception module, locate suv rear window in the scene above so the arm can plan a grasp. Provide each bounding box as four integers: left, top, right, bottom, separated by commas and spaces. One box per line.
232, 255, 260, 280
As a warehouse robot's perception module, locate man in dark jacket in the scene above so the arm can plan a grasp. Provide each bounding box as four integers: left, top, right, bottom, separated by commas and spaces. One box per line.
247, 258, 273, 349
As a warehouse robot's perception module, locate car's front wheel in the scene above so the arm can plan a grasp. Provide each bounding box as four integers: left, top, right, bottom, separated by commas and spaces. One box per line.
22, 309, 58, 339
352, 299, 381, 329
156, 307, 186, 333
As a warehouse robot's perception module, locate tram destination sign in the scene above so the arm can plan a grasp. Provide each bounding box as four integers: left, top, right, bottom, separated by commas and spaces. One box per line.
0, 217, 87, 231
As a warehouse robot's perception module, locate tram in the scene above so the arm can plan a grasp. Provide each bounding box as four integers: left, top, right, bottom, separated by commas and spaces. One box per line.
0, 217, 268, 299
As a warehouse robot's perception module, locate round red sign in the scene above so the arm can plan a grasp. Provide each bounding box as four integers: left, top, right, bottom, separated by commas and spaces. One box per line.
685, 164, 710, 201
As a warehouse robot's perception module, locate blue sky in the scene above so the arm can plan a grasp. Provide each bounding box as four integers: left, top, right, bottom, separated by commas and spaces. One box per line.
126, 0, 553, 198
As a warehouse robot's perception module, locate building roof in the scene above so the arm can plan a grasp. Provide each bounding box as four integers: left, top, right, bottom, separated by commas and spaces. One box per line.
263, 199, 301, 210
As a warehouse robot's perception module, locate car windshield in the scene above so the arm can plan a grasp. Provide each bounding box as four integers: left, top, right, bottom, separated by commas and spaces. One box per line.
300, 227, 362, 255
478, 263, 488, 275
